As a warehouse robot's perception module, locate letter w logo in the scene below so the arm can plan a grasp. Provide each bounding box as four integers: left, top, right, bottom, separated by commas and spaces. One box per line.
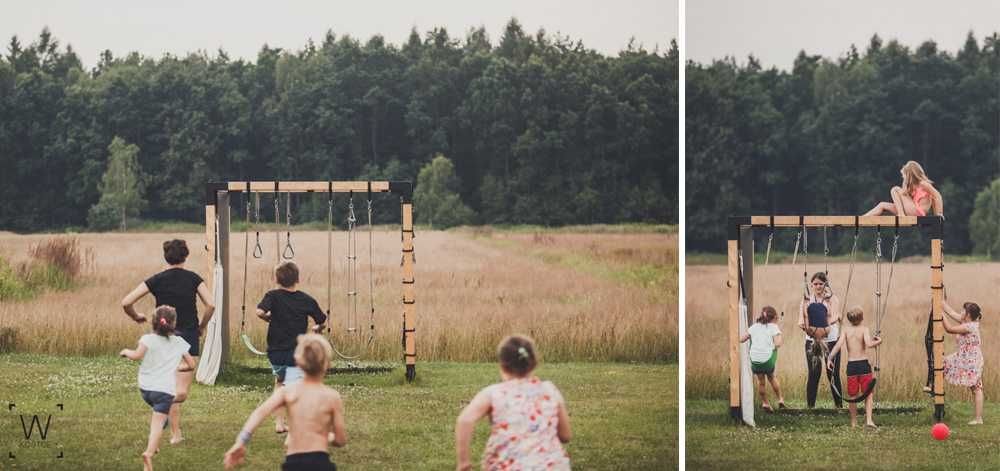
19, 415, 52, 440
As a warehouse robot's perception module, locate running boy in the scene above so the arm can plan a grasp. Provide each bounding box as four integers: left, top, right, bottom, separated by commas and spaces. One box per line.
256, 261, 327, 433
828, 307, 882, 428
224, 334, 347, 470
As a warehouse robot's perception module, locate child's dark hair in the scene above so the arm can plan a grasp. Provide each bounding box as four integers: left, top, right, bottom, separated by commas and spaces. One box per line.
757, 306, 777, 324
163, 240, 189, 265
152, 305, 177, 337
275, 261, 299, 288
498, 335, 538, 377
964, 302, 983, 321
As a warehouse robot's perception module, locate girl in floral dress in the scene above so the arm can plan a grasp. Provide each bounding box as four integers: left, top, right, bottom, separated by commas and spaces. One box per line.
942, 300, 984, 425
455, 335, 572, 470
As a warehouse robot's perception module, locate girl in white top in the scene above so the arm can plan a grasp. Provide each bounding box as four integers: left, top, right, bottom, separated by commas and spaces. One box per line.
740, 306, 786, 411
120, 305, 196, 471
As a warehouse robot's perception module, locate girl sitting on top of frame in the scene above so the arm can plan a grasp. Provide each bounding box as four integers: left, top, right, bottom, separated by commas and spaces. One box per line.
740, 306, 787, 412
864, 160, 943, 217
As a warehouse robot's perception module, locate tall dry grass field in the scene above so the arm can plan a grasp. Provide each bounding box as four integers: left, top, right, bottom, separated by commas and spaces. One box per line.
687, 262, 1000, 403
0, 229, 674, 363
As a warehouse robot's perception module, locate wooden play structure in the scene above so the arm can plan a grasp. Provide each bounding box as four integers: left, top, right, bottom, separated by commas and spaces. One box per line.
727, 215, 946, 423
203, 181, 417, 382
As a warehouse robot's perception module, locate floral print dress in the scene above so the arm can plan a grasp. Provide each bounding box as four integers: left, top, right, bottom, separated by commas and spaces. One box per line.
482, 377, 571, 470
944, 322, 983, 388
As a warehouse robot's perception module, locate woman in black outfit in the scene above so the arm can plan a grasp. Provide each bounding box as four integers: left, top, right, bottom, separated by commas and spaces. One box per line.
121, 239, 215, 444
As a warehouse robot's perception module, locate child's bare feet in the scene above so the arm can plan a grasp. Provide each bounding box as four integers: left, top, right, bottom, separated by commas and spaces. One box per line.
865, 422, 878, 429
142, 451, 154, 471
762, 403, 774, 413
969, 419, 983, 425
170, 433, 184, 445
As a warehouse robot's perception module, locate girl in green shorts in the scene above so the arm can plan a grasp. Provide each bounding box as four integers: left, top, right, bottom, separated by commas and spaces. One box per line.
740, 306, 786, 412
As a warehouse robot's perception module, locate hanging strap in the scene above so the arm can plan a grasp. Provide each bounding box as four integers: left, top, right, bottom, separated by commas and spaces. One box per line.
326, 181, 333, 334
252, 184, 263, 258
367, 183, 376, 345
763, 217, 774, 266
282, 191, 295, 260
274, 181, 281, 264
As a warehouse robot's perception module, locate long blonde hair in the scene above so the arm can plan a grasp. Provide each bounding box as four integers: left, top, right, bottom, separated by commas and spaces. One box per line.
901, 160, 932, 194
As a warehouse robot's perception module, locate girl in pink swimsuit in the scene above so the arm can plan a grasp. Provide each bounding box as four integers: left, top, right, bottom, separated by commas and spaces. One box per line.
864, 160, 942, 217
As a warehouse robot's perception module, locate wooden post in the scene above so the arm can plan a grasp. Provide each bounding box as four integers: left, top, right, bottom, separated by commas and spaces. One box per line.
401, 200, 417, 382
218, 192, 231, 365
728, 237, 739, 420
931, 238, 945, 422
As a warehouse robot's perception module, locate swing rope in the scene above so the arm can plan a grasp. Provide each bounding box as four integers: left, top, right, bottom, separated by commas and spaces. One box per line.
366, 185, 377, 347
331, 190, 364, 361
829, 220, 899, 404
283, 192, 295, 260
240, 181, 267, 356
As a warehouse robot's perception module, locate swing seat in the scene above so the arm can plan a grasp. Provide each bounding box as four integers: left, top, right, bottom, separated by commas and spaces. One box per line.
832, 376, 878, 404
240, 332, 268, 356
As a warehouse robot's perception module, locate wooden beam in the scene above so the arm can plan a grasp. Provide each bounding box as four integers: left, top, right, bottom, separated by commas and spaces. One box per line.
728, 239, 739, 419
931, 238, 945, 421
225, 181, 392, 193
747, 215, 921, 227
401, 202, 416, 382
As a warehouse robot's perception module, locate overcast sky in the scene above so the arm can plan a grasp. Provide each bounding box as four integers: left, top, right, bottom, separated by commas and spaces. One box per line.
3, 1, 677, 68
688, 1, 1000, 70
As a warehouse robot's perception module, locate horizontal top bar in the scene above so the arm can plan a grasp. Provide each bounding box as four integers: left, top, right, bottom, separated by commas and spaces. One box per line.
225, 181, 391, 193
746, 215, 925, 227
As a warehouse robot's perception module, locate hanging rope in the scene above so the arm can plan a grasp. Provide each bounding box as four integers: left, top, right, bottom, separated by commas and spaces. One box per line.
282, 192, 295, 260
830, 221, 899, 404
252, 192, 263, 258
326, 181, 333, 335
240, 182, 267, 356
366, 186, 377, 347
274, 182, 281, 264
332, 191, 364, 361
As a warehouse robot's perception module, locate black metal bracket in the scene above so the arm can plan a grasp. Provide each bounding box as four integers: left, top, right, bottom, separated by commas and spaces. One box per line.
204, 182, 229, 205
918, 215, 945, 239
389, 181, 413, 203
727, 216, 750, 240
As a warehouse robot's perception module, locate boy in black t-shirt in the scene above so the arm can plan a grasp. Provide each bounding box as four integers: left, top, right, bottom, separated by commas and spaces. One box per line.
256, 261, 327, 434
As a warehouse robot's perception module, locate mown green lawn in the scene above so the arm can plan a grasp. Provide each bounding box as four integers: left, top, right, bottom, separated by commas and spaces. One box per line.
687, 398, 1000, 470
0, 354, 675, 470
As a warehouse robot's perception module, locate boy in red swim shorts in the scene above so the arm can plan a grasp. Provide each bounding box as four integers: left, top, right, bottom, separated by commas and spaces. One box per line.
828, 307, 882, 428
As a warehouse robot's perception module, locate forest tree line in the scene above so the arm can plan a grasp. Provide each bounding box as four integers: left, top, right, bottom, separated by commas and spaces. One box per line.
0, 20, 676, 232
688, 32, 1000, 255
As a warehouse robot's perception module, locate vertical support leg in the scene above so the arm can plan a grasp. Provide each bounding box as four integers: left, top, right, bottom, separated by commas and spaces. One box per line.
931, 238, 945, 422
218, 192, 231, 365
401, 200, 417, 382
728, 238, 740, 420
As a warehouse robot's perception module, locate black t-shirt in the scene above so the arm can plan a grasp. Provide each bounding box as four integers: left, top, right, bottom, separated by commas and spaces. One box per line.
145, 268, 204, 331
258, 289, 327, 353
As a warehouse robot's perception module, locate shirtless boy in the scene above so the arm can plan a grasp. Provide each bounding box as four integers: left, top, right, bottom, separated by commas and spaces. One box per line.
828, 307, 882, 428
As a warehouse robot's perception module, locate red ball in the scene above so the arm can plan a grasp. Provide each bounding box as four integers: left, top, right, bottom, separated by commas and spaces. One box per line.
932, 423, 950, 440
